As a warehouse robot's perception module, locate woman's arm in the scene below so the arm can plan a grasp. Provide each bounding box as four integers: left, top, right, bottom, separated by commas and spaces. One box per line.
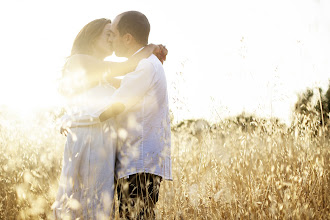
107, 77, 121, 89
81, 44, 167, 81
107, 44, 167, 78
60, 44, 168, 96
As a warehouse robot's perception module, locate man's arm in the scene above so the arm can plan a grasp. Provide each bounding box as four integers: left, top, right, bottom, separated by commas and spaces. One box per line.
99, 102, 125, 122
99, 60, 156, 122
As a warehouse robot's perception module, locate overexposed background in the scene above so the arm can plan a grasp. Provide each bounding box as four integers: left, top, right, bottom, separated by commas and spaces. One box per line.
0, 0, 329, 123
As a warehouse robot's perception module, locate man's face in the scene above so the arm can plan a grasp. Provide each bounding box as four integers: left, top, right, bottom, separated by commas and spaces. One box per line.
109, 16, 128, 57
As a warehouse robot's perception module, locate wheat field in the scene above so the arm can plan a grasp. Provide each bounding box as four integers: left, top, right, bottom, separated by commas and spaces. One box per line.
0, 108, 329, 219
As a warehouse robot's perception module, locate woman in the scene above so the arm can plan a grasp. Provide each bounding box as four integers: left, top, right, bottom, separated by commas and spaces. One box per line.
53, 18, 167, 219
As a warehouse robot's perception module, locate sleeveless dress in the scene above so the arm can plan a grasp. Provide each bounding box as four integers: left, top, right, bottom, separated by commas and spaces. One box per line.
53, 56, 117, 219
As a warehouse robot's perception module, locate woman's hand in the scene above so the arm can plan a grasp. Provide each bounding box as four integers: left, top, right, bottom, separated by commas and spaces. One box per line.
153, 44, 168, 64
110, 44, 168, 79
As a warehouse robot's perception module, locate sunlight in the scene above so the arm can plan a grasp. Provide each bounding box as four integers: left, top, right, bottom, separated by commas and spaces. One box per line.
0, 0, 329, 122
0, 76, 62, 118
0, 1, 329, 219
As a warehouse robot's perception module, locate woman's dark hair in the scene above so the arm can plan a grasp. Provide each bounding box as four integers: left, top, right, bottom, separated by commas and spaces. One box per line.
71, 18, 111, 56
117, 11, 150, 45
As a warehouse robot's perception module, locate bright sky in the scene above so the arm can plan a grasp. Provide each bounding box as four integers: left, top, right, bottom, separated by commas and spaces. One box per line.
0, 0, 329, 123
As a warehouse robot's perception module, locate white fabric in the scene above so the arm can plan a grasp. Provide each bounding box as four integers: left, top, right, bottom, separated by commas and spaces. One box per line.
95, 54, 172, 180
59, 55, 117, 126
65, 54, 172, 180
60, 84, 116, 127
57, 54, 173, 216
53, 122, 116, 219
53, 56, 117, 219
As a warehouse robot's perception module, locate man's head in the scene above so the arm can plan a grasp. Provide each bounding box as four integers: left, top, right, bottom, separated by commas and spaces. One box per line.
109, 11, 150, 57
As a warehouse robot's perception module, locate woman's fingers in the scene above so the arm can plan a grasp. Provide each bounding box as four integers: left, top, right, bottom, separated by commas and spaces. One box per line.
153, 44, 168, 64
159, 45, 167, 63
161, 46, 167, 61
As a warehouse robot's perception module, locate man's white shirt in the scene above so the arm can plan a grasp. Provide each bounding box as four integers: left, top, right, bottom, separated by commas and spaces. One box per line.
108, 54, 172, 180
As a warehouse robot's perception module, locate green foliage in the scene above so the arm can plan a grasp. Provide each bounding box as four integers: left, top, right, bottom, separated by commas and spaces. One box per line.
294, 81, 330, 128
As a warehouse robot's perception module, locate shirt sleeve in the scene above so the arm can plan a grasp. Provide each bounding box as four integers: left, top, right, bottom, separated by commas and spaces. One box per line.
113, 60, 155, 110
95, 59, 156, 115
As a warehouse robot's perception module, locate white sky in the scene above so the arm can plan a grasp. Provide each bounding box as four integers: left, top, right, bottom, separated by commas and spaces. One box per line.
0, 0, 329, 123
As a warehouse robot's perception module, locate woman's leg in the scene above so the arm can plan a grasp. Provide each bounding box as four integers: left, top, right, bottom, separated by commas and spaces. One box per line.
88, 121, 116, 219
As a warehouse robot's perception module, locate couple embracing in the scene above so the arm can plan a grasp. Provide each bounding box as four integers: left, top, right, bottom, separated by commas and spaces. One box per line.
53, 11, 172, 219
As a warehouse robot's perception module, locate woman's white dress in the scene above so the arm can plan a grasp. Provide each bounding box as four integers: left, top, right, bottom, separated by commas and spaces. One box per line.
53, 57, 117, 219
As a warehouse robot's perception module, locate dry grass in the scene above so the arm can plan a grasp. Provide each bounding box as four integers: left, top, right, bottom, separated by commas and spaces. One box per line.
0, 109, 329, 219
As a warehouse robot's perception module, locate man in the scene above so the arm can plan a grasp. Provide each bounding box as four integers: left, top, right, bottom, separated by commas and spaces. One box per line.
99, 11, 172, 219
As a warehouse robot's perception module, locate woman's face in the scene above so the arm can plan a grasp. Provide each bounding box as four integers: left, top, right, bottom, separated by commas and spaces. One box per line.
93, 23, 113, 58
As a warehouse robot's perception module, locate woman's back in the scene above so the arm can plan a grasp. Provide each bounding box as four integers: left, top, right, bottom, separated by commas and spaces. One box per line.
59, 55, 116, 118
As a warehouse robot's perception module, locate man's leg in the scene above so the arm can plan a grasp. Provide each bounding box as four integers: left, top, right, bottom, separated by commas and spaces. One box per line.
117, 173, 162, 219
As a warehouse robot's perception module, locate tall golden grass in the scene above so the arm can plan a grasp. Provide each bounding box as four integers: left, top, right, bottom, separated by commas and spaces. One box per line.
0, 108, 329, 219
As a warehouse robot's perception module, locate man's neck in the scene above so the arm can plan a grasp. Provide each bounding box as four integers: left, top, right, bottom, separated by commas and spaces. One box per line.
126, 44, 145, 57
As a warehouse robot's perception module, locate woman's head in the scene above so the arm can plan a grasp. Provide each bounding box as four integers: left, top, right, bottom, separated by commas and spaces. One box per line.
71, 18, 113, 59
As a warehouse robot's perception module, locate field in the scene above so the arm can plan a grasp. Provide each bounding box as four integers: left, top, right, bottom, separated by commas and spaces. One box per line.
0, 108, 329, 219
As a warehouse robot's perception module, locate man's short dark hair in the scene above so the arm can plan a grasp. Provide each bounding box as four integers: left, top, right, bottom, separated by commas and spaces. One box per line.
117, 11, 150, 45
